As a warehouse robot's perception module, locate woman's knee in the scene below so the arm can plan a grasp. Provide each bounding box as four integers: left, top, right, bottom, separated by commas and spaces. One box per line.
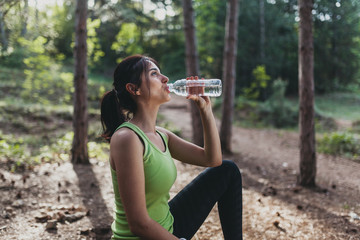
219, 160, 242, 180
221, 160, 240, 172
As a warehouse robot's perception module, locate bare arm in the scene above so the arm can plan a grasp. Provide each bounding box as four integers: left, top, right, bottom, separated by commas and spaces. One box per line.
159, 96, 222, 167
110, 129, 179, 240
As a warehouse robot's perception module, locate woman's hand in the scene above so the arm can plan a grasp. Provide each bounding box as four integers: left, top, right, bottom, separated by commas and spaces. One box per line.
185, 76, 212, 111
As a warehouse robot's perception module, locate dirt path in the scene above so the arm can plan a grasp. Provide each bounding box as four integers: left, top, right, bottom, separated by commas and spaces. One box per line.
0, 95, 359, 240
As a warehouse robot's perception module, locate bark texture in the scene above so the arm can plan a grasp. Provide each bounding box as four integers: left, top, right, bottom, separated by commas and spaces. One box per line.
259, 0, 265, 62
298, 0, 316, 186
220, 0, 239, 154
182, 0, 203, 146
72, 0, 89, 164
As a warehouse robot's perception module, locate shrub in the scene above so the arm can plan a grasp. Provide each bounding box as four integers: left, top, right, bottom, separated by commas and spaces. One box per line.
243, 65, 271, 100
317, 132, 360, 160
0, 47, 26, 68
257, 79, 298, 128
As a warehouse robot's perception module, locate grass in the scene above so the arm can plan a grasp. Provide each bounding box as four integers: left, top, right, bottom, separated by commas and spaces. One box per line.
286, 92, 360, 122
315, 92, 360, 121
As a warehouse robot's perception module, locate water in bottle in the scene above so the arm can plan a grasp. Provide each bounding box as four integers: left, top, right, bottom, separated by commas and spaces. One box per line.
167, 79, 222, 97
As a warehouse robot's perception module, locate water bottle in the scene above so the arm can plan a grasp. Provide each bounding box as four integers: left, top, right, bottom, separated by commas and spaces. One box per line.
167, 79, 222, 97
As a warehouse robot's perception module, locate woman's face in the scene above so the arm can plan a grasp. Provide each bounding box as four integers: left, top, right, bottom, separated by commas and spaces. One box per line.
139, 60, 171, 104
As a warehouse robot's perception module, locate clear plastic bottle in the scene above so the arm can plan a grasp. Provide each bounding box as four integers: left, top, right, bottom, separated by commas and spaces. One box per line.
167, 79, 222, 97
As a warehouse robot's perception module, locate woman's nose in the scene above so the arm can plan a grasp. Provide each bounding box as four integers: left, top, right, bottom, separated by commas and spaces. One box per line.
162, 75, 169, 83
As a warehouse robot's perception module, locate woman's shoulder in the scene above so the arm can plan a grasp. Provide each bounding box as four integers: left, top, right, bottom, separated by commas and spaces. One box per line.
110, 127, 142, 148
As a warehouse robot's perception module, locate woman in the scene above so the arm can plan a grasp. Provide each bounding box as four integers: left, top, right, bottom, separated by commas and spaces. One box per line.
101, 55, 243, 240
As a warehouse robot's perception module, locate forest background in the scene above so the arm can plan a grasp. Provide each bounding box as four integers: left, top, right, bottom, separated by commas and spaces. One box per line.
1, 0, 359, 167
0, 0, 360, 239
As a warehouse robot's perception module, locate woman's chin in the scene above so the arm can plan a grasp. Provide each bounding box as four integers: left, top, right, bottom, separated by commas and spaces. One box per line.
166, 95, 171, 102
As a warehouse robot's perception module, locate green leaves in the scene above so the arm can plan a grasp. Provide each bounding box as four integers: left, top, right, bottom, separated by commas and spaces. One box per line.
243, 65, 271, 100
86, 18, 105, 67
19, 36, 73, 104
111, 23, 143, 62
318, 132, 360, 160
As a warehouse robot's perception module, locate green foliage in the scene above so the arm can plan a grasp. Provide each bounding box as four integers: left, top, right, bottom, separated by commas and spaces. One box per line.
313, 0, 360, 93
233, 80, 296, 129
0, 66, 25, 97
195, 0, 226, 78
1, 0, 360, 96
318, 132, 360, 160
0, 47, 27, 68
86, 18, 105, 67
19, 36, 74, 104
0, 132, 30, 172
52, 0, 75, 59
111, 23, 144, 62
236, 0, 298, 95
257, 79, 298, 128
243, 65, 271, 100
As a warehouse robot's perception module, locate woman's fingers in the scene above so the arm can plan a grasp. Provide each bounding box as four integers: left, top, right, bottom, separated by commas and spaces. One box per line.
186, 95, 210, 109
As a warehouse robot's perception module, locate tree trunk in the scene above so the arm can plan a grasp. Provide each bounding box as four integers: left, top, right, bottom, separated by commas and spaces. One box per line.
220, 0, 239, 154
0, 10, 8, 52
72, 0, 89, 164
182, 0, 203, 146
259, 0, 265, 63
298, 0, 316, 187
34, 0, 39, 32
21, 0, 28, 36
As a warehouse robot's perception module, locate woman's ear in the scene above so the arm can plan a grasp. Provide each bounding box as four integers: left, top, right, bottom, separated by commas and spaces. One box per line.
125, 83, 141, 96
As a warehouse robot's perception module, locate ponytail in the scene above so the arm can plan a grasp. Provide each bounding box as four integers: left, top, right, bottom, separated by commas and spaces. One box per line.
100, 90, 126, 142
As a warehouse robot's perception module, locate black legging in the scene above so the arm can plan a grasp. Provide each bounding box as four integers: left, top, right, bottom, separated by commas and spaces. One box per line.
169, 160, 243, 240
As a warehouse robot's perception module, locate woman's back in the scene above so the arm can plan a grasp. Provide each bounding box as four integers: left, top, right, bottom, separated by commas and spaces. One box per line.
110, 122, 177, 239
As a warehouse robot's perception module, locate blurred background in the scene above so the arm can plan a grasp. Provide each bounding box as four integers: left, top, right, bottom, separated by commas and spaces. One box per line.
0, 1, 360, 239
1, 0, 359, 168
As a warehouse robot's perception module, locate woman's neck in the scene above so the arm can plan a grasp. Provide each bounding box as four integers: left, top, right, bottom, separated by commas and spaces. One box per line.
130, 105, 159, 133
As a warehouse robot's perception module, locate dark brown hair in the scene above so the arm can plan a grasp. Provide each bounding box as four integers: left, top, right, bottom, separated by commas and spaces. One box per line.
100, 55, 158, 141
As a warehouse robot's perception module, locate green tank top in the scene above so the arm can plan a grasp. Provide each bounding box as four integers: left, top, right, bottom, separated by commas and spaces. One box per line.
110, 122, 177, 239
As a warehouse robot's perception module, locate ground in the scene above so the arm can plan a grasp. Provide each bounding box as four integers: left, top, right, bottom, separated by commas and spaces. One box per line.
0, 95, 359, 240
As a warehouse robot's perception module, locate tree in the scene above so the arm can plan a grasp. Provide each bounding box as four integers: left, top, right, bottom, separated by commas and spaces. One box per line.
220, 0, 239, 154
71, 0, 89, 164
182, 0, 203, 146
298, 0, 316, 187
259, 0, 265, 63
21, 0, 28, 36
0, 0, 21, 53
313, 0, 360, 92
0, 9, 7, 52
